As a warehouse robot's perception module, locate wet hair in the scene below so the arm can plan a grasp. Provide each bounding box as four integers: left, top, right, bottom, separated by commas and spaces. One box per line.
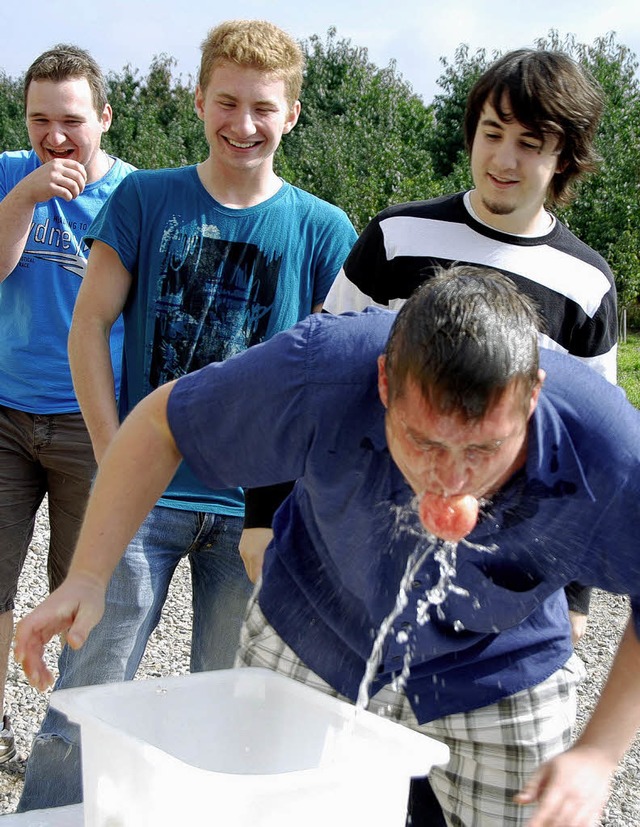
199, 19, 304, 106
464, 49, 604, 206
384, 265, 541, 419
24, 44, 108, 115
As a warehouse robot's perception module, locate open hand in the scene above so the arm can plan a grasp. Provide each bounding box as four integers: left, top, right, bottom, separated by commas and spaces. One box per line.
515, 744, 614, 826
14, 573, 106, 691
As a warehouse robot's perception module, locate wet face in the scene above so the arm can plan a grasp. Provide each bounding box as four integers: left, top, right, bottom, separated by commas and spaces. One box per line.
378, 356, 543, 501
194, 62, 300, 176
26, 77, 112, 183
469, 95, 562, 235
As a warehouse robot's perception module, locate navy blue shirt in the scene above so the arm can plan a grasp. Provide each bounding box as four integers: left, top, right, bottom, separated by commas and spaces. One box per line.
168, 309, 640, 724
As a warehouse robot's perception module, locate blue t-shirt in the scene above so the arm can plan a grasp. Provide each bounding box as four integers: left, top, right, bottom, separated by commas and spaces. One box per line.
86, 165, 357, 512
0, 150, 134, 413
167, 309, 640, 723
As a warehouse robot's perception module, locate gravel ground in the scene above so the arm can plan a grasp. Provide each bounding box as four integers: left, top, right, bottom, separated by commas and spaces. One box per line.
1, 500, 639, 822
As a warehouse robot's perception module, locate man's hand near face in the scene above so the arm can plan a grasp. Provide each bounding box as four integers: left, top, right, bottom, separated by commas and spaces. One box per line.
16, 158, 87, 204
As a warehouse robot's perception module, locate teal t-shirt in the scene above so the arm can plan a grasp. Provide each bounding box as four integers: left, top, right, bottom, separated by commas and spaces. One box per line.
86, 165, 357, 513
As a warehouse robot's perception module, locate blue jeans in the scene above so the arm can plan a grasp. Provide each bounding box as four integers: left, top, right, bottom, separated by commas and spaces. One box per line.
17, 505, 252, 812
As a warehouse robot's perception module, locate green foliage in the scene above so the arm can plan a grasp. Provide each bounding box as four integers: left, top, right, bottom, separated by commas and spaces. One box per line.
103, 55, 208, 169
277, 28, 442, 231
427, 44, 495, 181
539, 31, 640, 308
618, 333, 640, 408
1, 27, 639, 296
0, 71, 27, 150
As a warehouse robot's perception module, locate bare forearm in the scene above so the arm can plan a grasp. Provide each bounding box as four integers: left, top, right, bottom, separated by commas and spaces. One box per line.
1, 160, 88, 280
575, 617, 640, 764
515, 617, 640, 825
0, 186, 37, 280
69, 239, 133, 461
68, 382, 182, 586
14, 382, 182, 690
0, 158, 87, 281
69, 309, 121, 462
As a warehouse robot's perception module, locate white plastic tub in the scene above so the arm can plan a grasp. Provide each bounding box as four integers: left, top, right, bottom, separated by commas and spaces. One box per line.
51, 667, 449, 827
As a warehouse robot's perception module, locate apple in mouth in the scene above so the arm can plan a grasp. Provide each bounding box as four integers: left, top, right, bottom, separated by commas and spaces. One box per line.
418, 492, 479, 542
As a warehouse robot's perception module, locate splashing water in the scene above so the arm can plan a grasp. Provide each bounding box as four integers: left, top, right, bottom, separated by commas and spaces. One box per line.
355, 537, 435, 710
356, 498, 493, 712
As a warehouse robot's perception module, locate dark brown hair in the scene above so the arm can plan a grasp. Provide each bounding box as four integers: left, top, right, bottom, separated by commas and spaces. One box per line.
464, 49, 604, 206
24, 44, 108, 115
384, 265, 541, 419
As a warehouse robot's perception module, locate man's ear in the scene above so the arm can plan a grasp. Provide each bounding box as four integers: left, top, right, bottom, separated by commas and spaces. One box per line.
528, 369, 546, 419
100, 103, 113, 133
378, 355, 389, 409
194, 85, 205, 121
282, 99, 301, 135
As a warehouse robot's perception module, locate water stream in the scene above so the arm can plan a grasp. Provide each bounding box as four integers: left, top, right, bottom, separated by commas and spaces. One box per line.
355, 499, 490, 712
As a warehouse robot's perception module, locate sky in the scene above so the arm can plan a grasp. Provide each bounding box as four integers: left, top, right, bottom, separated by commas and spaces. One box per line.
2, 0, 640, 105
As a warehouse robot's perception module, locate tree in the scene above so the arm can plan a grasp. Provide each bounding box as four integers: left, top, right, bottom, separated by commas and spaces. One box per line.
277, 28, 441, 231
538, 31, 640, 307
2, 30, 638, 304
103, 55, 208, 169
427, 44, 495, 183
0, 71, 27, 150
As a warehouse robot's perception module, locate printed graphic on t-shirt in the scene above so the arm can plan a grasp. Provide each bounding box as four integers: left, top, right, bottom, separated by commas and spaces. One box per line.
21, 249, 86, 277
150, 220, 281, 387
23, 215, 89, 277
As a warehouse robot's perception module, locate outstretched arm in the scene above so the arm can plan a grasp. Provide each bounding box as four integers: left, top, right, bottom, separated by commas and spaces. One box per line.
14, 381, 181, 690
516, 617, 640, 826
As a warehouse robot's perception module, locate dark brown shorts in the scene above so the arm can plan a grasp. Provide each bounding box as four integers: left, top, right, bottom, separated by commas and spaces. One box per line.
0, 405, 96, 612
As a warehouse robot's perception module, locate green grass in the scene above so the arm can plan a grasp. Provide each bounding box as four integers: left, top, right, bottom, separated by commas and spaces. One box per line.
619, 332, 640, 408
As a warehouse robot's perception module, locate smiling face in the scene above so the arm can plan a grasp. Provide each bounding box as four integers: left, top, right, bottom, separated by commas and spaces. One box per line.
378, 356, 543, 501
26, 77, 112, 183
195, 62, 300, 180
469, 95, 562, 235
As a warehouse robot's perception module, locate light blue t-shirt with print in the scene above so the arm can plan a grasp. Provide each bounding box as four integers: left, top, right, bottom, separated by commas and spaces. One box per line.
0, 149, 135, 413
86, 164, 357, 513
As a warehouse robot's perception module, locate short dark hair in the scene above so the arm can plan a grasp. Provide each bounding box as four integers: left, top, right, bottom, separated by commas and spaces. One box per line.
24, 44, 108, 115
384, 265, 541, 419
464, 49, 604, 206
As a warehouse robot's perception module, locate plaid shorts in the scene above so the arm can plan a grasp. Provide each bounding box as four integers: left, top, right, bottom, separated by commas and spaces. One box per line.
236, 589, 585, 826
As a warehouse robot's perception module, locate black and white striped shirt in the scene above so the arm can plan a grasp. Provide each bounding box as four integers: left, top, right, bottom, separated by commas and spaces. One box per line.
325, 191, 617, 383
